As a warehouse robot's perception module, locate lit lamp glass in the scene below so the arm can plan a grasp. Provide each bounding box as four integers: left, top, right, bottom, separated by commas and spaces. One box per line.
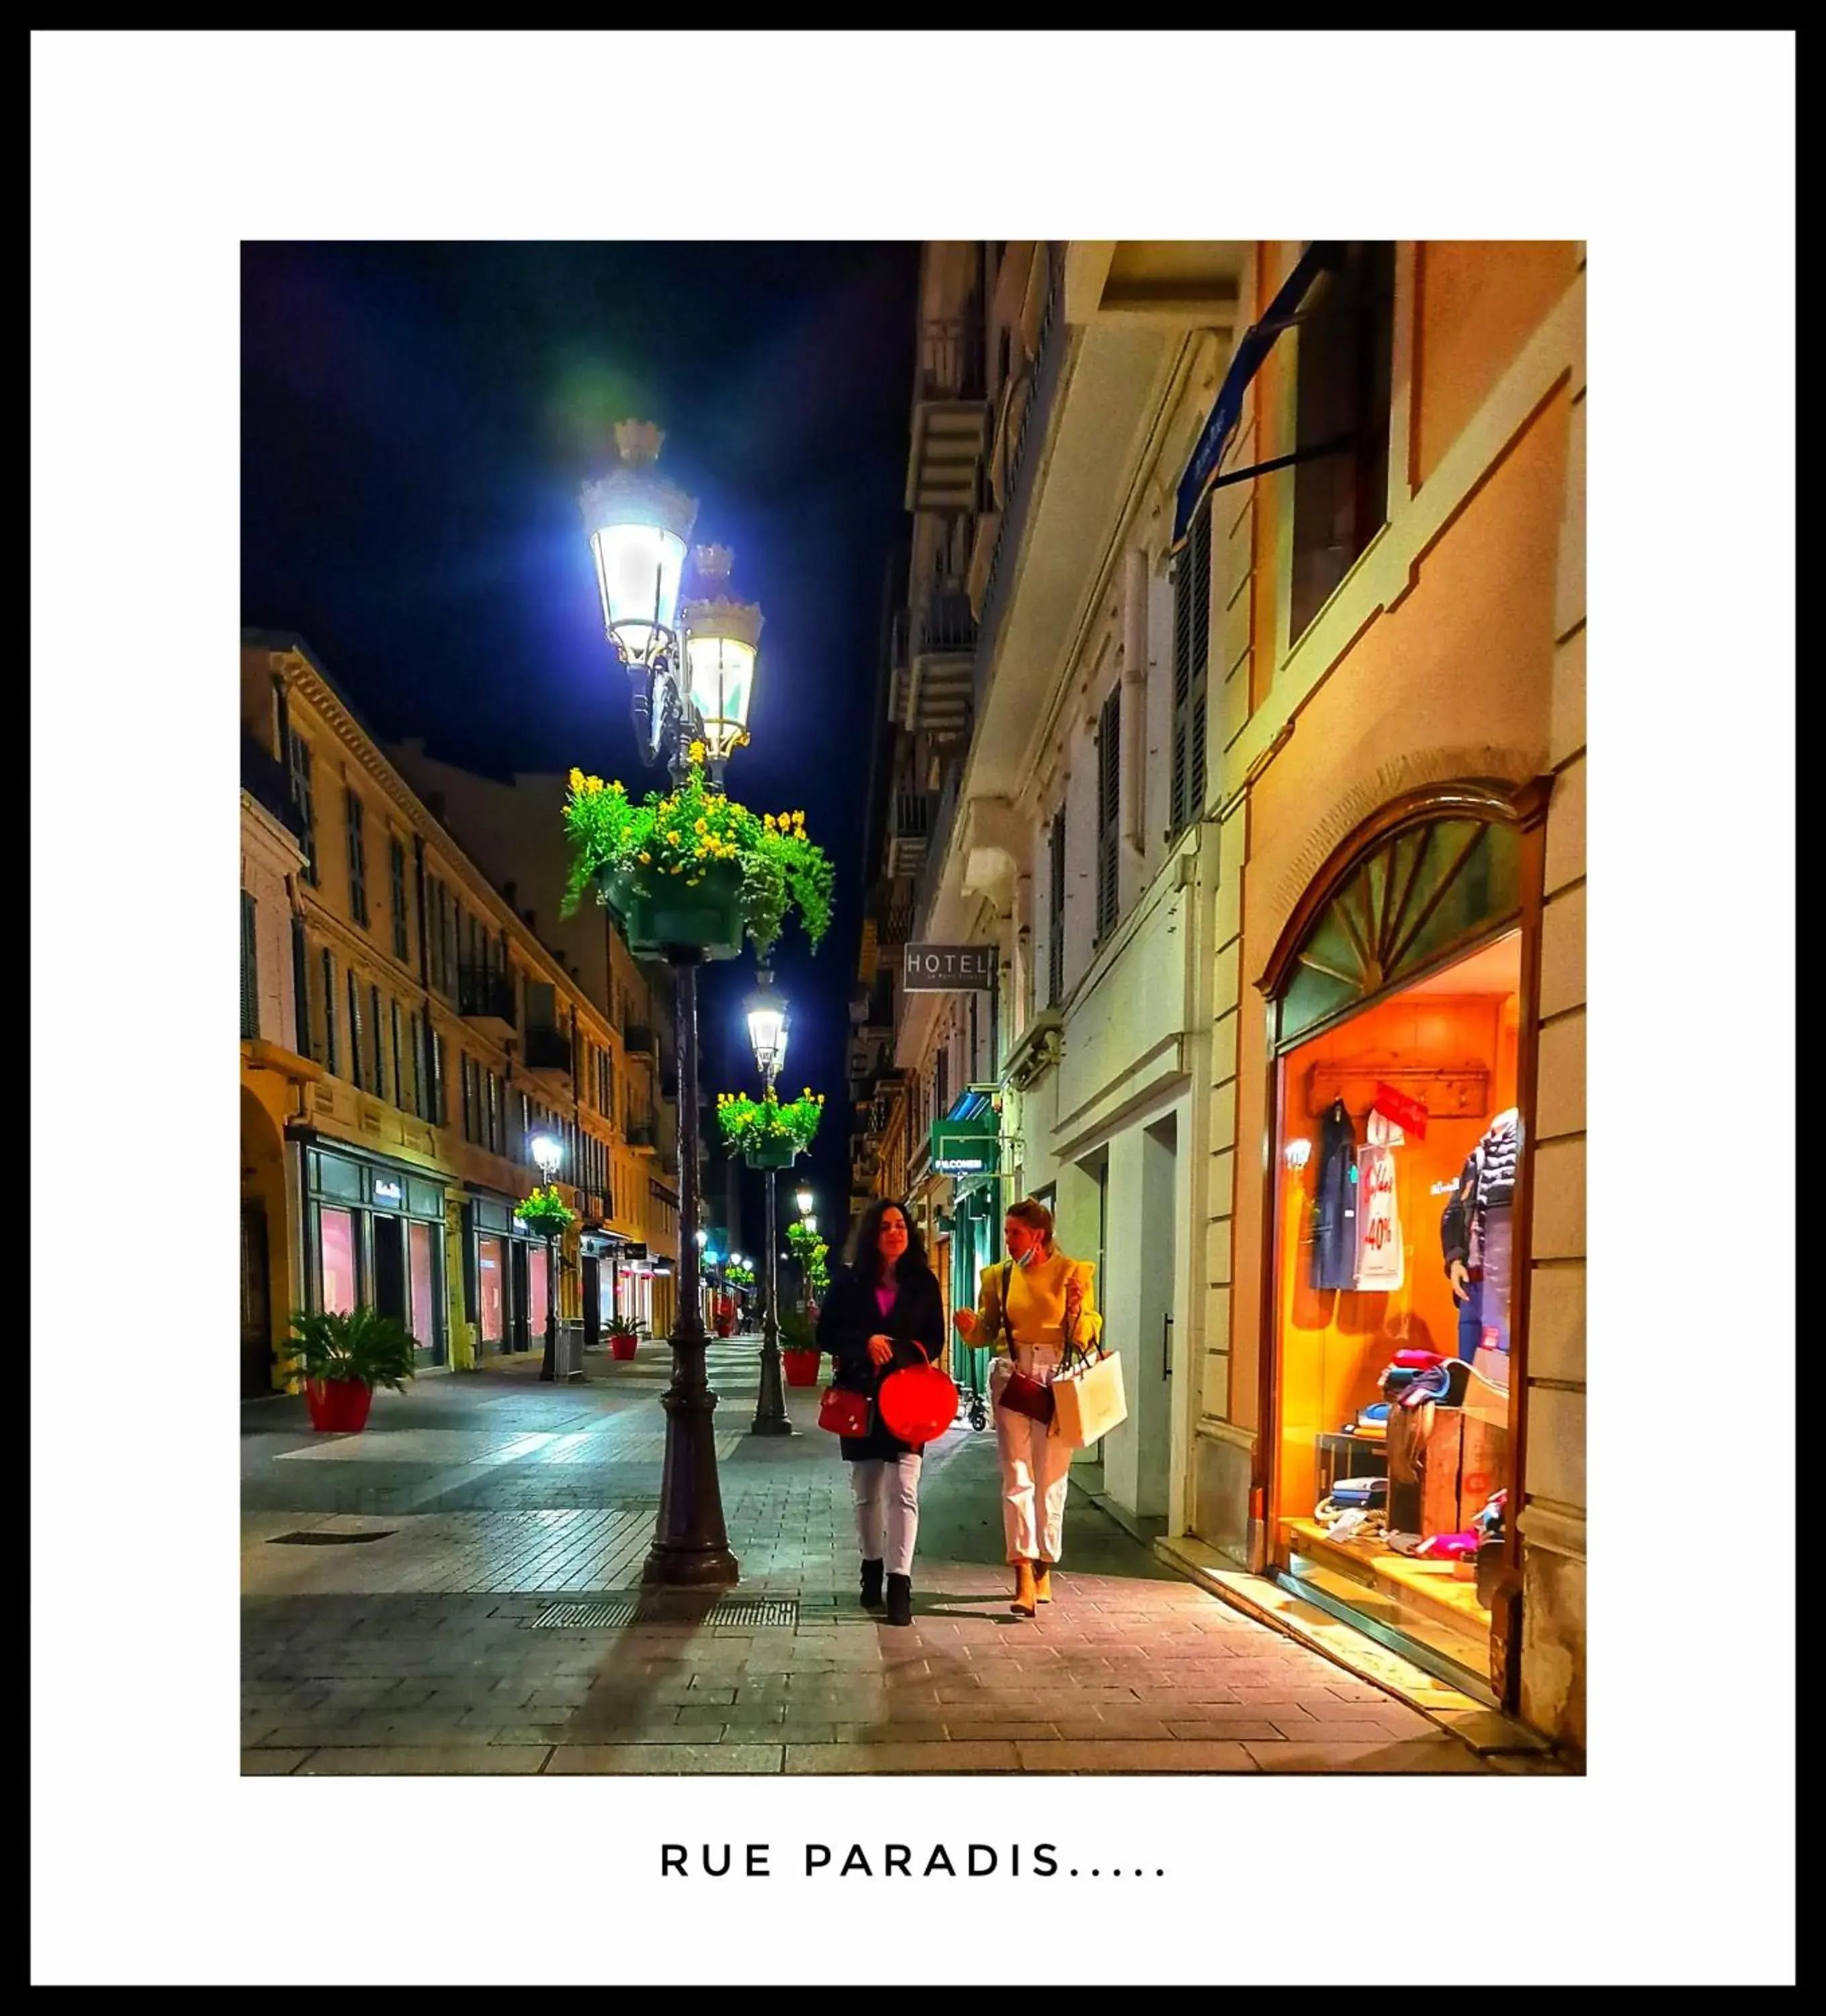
795, 1185, 814, 1217
745, 970, 790, 1082
682, 546, 762, 761
803, 1216, 817, 1236
578, 421, 699, 669
530, 1132, 562, 1179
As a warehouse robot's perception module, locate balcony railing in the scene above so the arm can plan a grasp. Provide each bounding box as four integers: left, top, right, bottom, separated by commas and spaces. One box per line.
241, 730, 308, 843
914, 583, 977, 660
975, 242, 1065, 713
457, 965, 517, 1031
917, 315, 986, 404
522, 1024, 571, 1076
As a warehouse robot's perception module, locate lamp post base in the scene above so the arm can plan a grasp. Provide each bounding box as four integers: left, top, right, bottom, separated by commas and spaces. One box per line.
641, 1333, 740, 1589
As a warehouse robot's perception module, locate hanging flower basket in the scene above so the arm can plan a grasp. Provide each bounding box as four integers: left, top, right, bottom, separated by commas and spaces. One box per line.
744, 1138, 799, 1170
597, 859, 744, 960
560, 753, 834, 963
715, 1087, 824, 1161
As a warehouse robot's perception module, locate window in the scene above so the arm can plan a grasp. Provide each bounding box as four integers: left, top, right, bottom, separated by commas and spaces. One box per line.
345, 790, 369, 927
461, 1054, 475, 1142
288, 730, 318, 884
319, 1207, 357, 1314
390, 837, 409, 962
1170, 499, 1212, 837
1290, 239, 1396, 644
371, 985, 386, 1101
1047, 806, 1067, 1007
240, 891, 259, 1040
408, 1011, 425, 1118
1095, 688, 1121, 943
347, 970, 364, 1090
390, 999, 405, 1110
320, 948, 337, 1075
433, 1031, 448, 1126
486, 1070, 501, 1154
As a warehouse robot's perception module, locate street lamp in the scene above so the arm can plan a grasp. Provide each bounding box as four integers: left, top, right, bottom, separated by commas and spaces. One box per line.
746, 968, 794, 1437
529, 1132, 564, 1383
795, 1183, 814, 1219
580, 419, 761, 1590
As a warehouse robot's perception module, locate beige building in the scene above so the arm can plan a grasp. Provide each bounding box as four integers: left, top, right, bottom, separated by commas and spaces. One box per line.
238, 632, 679, 1393
860, 242, 1586, 1755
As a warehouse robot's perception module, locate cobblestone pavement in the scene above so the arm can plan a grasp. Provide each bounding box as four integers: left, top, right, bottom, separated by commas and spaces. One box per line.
241, 1341, 1491, 1775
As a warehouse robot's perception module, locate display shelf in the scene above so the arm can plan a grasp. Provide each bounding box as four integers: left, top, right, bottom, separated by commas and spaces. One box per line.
1282, 1517, 1490, 1672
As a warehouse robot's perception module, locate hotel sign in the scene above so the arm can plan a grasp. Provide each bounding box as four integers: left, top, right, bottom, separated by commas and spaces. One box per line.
903, 943, 995, 993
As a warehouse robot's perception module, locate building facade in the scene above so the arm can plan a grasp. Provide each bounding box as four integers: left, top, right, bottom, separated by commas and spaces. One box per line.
855, 242, 1586, 1755
238, 634, 679, 1396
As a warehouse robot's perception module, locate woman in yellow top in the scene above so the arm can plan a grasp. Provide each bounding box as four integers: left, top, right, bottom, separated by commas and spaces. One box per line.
953, 1195, 1102, 1617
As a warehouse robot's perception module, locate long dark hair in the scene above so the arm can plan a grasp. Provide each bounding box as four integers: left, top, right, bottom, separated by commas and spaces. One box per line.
845, 1198, 931, 1283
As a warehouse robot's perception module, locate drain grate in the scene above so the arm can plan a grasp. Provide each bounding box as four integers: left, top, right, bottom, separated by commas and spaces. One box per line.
269, 1529, 397, 1546
531, 1596, 799, 1630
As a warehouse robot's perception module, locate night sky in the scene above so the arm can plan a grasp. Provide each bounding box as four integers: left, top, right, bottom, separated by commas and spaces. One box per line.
241, 241, 920, 1253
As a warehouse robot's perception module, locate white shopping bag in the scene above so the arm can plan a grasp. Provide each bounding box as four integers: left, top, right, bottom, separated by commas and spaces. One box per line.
1051, 1350, 1127, 1450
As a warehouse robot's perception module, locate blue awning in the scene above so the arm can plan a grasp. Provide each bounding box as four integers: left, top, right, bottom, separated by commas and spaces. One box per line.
1170, 241, 1342, 550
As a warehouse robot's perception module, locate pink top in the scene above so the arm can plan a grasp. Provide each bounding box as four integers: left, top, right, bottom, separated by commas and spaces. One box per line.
874, 1283, 898, 1320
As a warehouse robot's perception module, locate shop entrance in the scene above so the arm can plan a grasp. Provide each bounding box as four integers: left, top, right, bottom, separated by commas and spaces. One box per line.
373, 1215, 408, 1328
1260, 792, 1542, 1702
510, 1241, 531, 1353
240, 1204, 272, 1398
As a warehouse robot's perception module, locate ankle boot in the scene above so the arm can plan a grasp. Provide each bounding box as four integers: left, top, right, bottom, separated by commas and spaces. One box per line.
1010, 1560, 1037, 1617
885, 1573, 913, 1627
860, 1558, 885, 1609
1034, 1562, 1054, 1604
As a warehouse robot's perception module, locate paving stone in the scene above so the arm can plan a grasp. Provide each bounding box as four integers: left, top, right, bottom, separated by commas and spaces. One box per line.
1242, 1740, 1489, 1773
298, 1746, 552, 1774
241, 1749, 311, 1774
784, 1742, 1021, 1775
546, 1745, 785, 1773
1014, 1740, 1259, 1773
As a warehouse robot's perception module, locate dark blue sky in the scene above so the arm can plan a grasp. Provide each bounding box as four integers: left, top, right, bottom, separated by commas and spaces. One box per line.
242, 240, 919, 1245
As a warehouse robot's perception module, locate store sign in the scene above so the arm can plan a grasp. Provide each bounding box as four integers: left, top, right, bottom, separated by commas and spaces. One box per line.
1372, 1081, 1430, 1142
372, 1178, 404, 1206
512, 1216, 530, 1235
931, 1101, 1000, 1177
903, 943, 995, 993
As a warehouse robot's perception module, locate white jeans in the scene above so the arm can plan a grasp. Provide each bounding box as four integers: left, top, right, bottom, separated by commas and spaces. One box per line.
850, 1455, 922, 1577
991, 1351, 1074, 1563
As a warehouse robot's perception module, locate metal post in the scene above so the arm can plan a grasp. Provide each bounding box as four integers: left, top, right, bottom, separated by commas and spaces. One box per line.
538, 1228, 559, 1382
750, 1157, 790, 1435
642, 952, 739, 1587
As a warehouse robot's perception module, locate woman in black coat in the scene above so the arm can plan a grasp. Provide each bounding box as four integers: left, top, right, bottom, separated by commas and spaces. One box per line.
815, 1198, 946, 1627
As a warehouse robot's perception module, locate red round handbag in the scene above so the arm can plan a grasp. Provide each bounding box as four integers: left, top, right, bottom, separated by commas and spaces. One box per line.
877, 1362, 959, 1445
818, 1385, 873, 1437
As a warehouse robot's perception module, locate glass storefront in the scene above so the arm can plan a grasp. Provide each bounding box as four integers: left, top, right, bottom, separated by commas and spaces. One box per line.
408, 1221, 437, 1346
528, 1243, 549, 1339
1268, 811, 1529, 1690
478, 1234, 506, 1346
320, 1207, 357, 1314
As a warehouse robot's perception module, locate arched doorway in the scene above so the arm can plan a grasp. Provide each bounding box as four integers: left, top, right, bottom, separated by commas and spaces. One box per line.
240, 1087, 290, 1397
1255, 779, 1551, 1706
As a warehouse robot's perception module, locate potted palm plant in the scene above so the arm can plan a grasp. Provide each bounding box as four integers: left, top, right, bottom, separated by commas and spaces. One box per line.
285, 1306, 419, 1433
605, 1315, 641, 1362
779, 1306, 822, 1388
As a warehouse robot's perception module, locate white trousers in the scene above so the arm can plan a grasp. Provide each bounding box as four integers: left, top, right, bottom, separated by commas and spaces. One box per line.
991, 1351, 1074, 1563
850, 1454, 922, 1577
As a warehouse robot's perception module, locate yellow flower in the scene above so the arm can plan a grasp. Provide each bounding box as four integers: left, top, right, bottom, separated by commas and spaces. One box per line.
637, 851, 651, 865
764, 813, 776, 831
689, 740, 706, 765
568, 767, 585, 791
695, 818, 707, 833
666, 830, 681, 845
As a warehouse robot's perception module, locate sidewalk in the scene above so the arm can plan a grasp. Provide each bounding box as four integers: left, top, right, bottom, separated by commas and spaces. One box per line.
241, 1339, 1543, 1775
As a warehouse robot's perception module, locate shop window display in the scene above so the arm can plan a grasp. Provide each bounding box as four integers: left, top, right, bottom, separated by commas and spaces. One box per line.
320, 1207, 357, 1316
478, 1234, 506, 1346
528, 1244, 549, 1339
1273, 930, 1522, 1682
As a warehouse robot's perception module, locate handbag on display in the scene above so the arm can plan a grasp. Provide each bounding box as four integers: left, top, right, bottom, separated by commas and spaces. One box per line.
817, 1383, 873, 1437
992, 1284, 1056, 1425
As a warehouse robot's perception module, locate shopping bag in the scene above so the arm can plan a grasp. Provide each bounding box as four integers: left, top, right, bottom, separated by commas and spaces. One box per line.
1050, 1349, 1127, 1450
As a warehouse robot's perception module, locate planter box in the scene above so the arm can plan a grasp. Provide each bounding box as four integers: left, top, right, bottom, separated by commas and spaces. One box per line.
598, 862, 744, 960
742, 1137, 800, 1169
783, 1347, 822, 1388
304, 1378, 374, 1433
608, 1334, 640, 1361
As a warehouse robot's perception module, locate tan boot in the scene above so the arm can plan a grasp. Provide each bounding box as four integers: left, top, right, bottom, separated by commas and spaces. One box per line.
1034, 1563, 1054, 1604
1010, 1560, 1037, 1618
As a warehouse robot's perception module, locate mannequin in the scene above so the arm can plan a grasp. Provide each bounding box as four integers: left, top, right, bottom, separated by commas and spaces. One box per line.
1440, 1107, 1520, 1364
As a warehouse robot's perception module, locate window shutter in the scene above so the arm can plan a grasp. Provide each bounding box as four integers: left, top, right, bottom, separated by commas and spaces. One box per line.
320, 949, 337, 1075
1047, 806, 1067, 1007
1170, 544, 1192, 834
1188, 501, 1212, 821
1095, 689, 1120, 943
347, 972, 363, 1090
241, 892, 259, 1040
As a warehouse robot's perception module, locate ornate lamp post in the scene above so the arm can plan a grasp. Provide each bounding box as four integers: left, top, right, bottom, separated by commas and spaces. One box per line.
580, 420, 765, 1589
745, 968, 793, 1436
529, 1131, 564, 1382
795, 1183, 814, 1219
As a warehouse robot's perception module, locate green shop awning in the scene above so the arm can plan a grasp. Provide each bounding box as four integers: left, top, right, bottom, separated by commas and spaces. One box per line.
930, 1091, 1000, 1177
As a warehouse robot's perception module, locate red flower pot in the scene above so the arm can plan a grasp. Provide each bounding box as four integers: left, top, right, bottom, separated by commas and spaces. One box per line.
304, 1378, 374, 1433
783, 1347, 822, 1388
609, 1335, 639, 1362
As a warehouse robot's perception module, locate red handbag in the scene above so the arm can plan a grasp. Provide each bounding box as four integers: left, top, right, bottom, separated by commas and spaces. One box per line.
818, 1385, 873, 1437
878, 1361, 959, 1445
992, 1287, 1055, 1424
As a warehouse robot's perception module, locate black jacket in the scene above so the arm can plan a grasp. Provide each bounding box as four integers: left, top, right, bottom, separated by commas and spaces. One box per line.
815, 1262, 946, 1461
